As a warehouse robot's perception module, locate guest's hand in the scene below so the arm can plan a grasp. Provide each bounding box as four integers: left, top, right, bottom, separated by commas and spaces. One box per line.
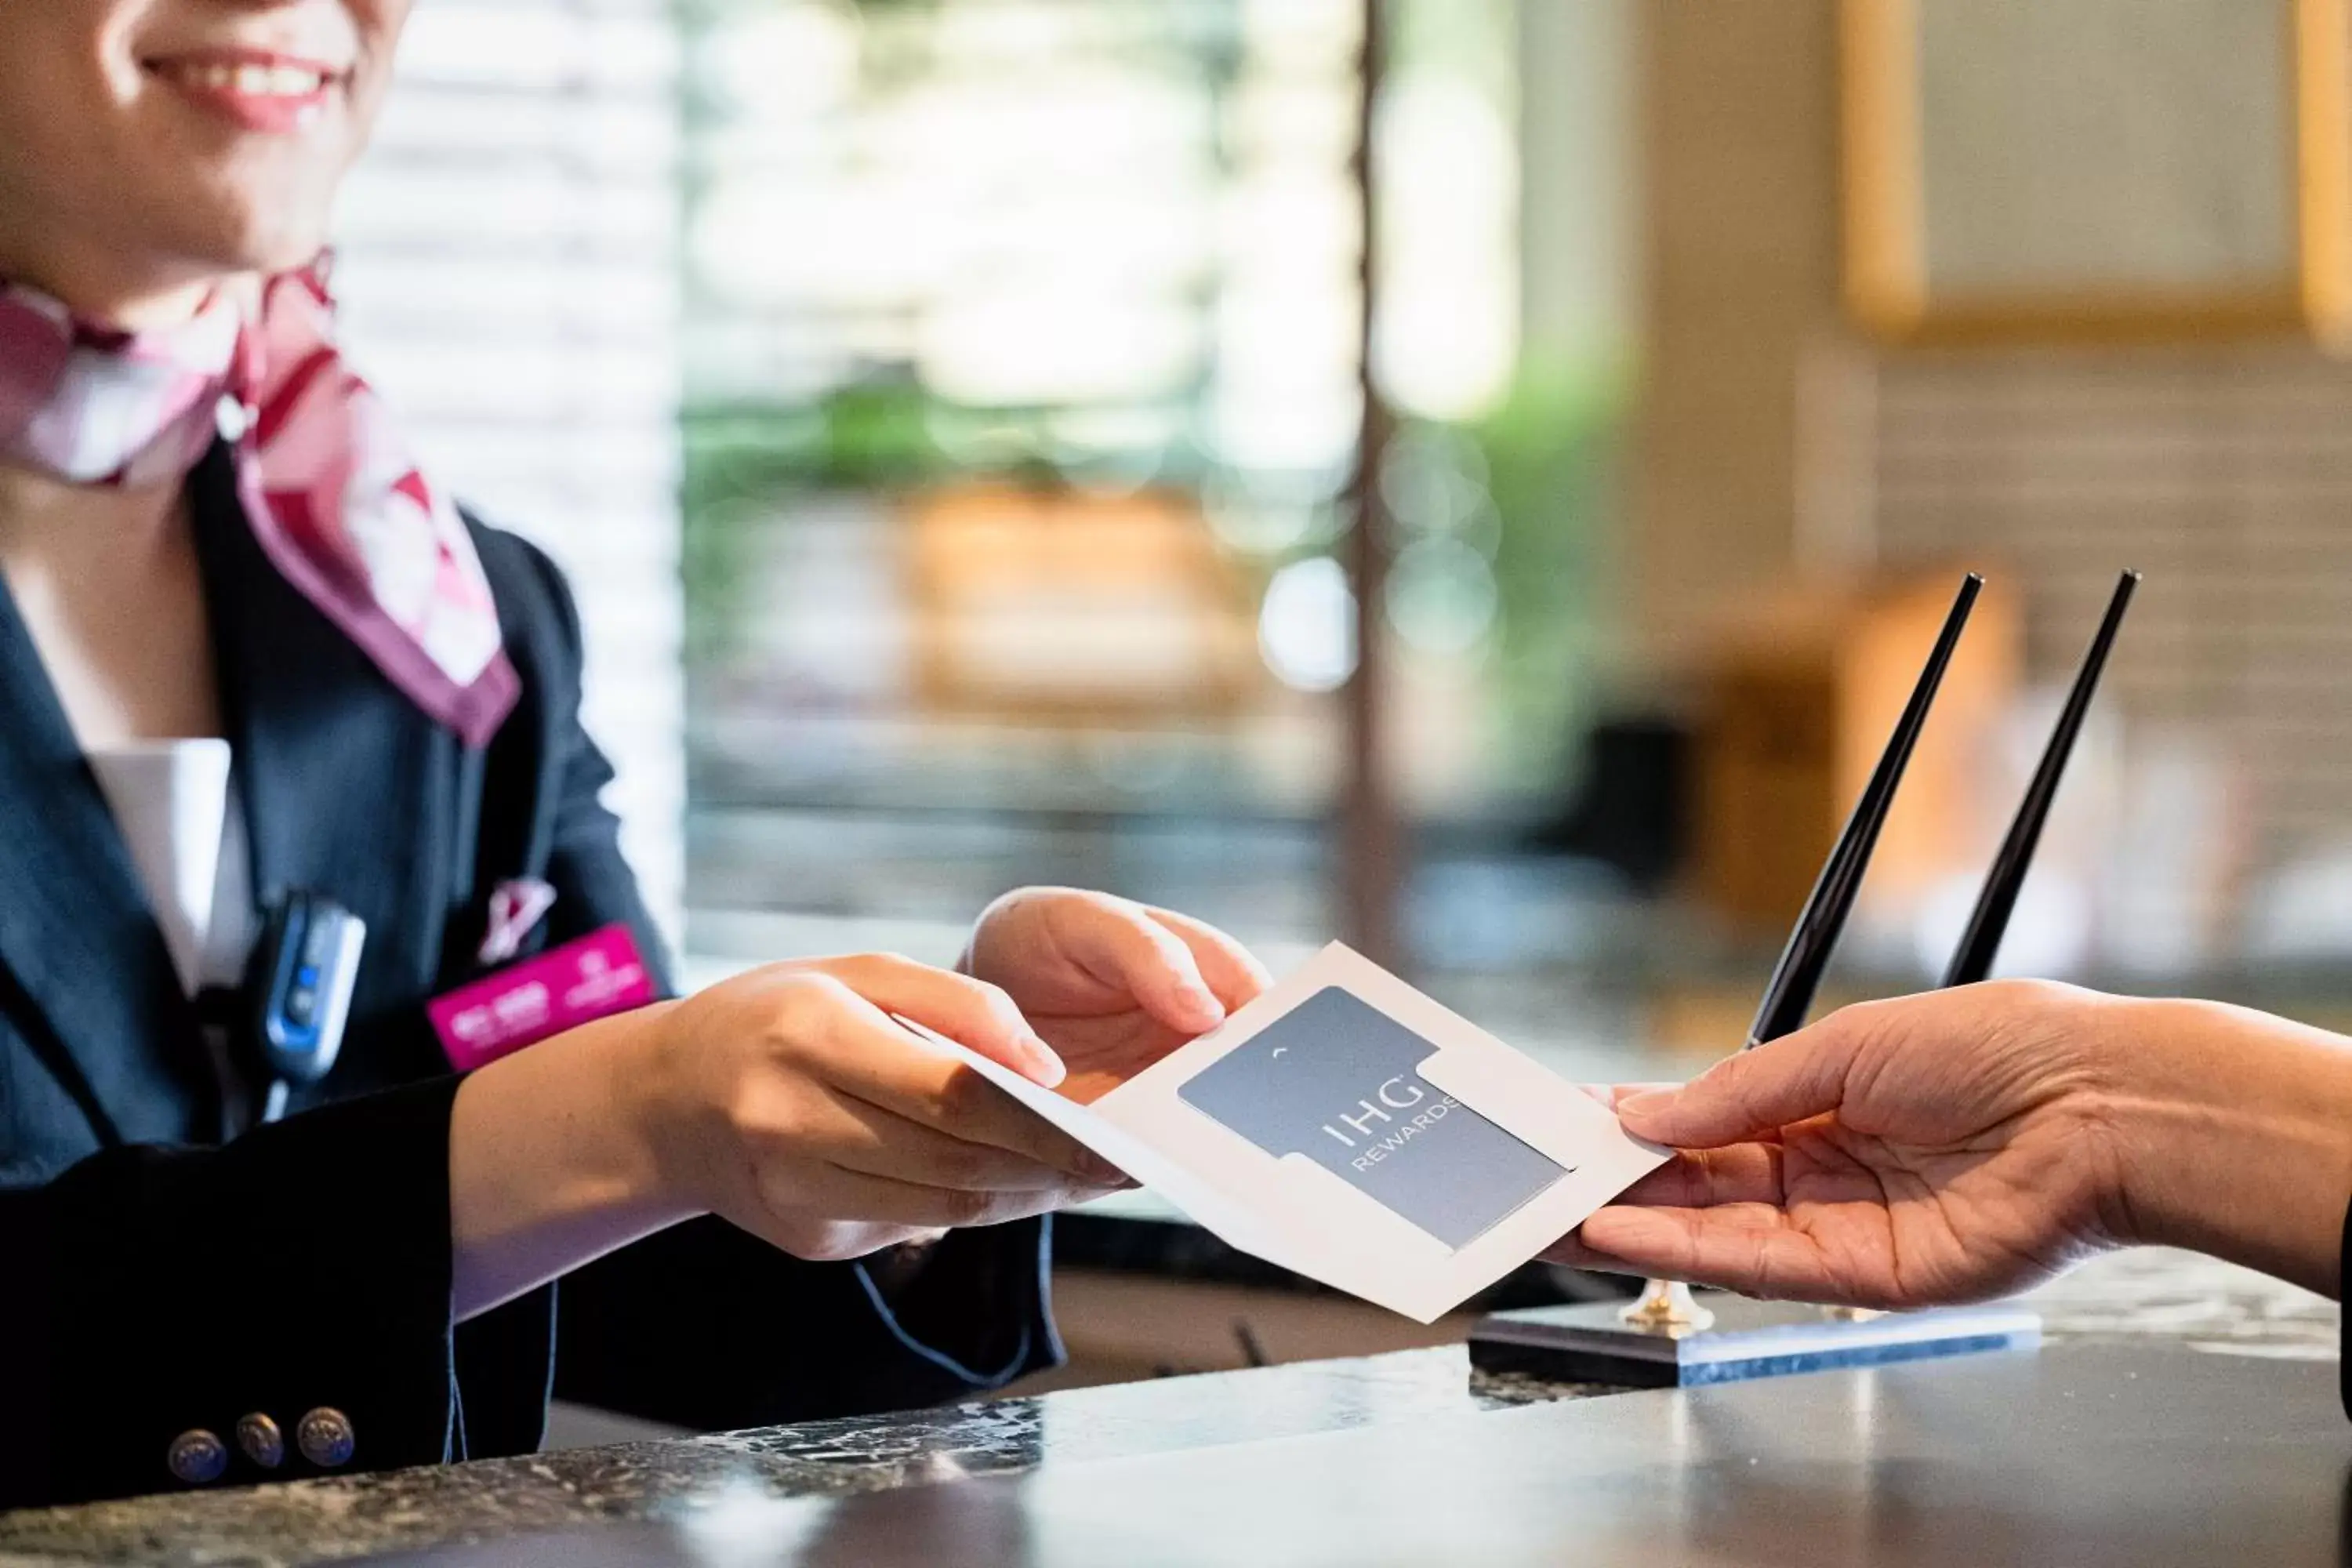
963, 887, 1271, 1104
1546, 982, 2352, 1307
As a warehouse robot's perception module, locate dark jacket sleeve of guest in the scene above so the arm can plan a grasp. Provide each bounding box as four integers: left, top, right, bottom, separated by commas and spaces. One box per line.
0, 1079, 470, 1509
471, 530, 1062, 1435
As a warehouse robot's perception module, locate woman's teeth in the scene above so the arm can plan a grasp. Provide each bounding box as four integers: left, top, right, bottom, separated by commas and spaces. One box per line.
167, 63, 330, 96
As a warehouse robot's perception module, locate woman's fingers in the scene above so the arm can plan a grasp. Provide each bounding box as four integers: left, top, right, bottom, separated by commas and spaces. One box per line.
1566, 1203, 1859, 1302
1537, 1145, 1784, 1268
822, 952, 1066, 1087
816, 1096, 1114, 1193
1611, 1143, 1786, 1208
795, 976, 1126, 1184
1581, 1080, 1680, 1112
1613, 1018, 1867, 1149
1051, 895, 1230, 1033
739, 1219, 945, 1264
756, 1166, 1108, 1237
1143, 906, 1272, 1012
1534, 1229, 1621, 1272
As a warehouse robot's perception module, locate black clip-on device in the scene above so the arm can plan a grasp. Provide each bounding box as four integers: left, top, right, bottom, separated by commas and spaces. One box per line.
244, 890, 367, 1123
1468, 570, 2139, 1385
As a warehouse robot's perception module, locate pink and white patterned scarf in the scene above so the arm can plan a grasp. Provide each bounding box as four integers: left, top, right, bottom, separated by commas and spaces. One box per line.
0, 264, 518, 746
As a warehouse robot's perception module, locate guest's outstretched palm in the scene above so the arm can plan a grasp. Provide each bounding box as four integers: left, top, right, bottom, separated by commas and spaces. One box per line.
1548, 983, 2131, 1309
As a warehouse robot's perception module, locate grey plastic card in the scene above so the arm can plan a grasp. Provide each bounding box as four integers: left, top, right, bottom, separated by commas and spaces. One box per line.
1176, 986, 1570, 1250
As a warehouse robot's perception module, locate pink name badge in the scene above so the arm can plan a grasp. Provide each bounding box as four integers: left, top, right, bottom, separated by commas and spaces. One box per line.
428, 923, 658, 1073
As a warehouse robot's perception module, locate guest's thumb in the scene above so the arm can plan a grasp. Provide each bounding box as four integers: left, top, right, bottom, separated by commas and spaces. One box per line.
1614, 1022, 1861, 1148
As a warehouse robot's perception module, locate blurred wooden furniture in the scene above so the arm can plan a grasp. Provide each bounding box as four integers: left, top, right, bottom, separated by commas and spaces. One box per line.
903, 481, 1261, 723
1688, 572, 2021, 932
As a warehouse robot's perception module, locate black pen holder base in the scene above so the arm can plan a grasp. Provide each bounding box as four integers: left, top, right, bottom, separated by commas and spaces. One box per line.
1467, 1294, 2042, 1388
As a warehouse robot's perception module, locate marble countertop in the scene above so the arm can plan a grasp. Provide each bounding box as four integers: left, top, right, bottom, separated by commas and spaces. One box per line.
1, 1247, 2336, 1568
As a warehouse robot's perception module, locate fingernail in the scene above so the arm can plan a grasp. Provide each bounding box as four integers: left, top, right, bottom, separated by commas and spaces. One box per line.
1619, 1089, 1677, 1119
1181, 984, 1225, 1022
1024, 1036, 1067, 1087
1080, 1153, 1131, 1185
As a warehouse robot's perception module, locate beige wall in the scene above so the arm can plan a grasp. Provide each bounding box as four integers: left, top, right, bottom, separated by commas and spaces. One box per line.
1632, 0, 1848, 675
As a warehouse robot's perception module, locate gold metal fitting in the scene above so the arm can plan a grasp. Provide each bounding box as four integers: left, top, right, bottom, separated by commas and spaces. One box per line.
1619, 1278, 1716, 1336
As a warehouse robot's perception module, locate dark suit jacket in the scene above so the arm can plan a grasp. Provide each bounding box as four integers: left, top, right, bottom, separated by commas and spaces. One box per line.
0, 445, 1058, 1509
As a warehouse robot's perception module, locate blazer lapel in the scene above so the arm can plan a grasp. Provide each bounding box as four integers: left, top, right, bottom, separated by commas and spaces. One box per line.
0, 444, 470, 1151
189, 445, 462, 1065
0, 561, 211, 1145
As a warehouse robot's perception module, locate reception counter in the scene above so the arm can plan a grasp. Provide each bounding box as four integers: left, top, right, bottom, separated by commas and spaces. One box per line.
0, 1249, 2337, 1568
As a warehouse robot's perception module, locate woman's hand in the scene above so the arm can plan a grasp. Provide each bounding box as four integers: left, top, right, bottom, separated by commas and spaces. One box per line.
1548, 982, 2352, 1307
450, 898, 1264, 1322
633, 954, 1135, 1263
963, 888, 1271, 1104
452, 951, 1138, 1316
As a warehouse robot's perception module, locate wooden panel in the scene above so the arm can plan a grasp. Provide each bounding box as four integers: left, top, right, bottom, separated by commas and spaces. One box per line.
1635, 0, 1846, 671
1687, 575, 2020, 931
1842, 0, 2352, 343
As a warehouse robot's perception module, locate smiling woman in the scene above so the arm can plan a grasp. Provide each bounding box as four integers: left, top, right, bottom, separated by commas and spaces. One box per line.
0, 0, 1267, 1512
0, 1, 394, 324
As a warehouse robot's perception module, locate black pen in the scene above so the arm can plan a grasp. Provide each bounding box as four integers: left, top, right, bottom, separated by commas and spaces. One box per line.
1744, 574, 1983, 1049
1940, 570, 2139, 988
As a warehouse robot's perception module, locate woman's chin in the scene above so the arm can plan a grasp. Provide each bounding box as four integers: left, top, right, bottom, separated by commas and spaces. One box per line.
16, 214, 327, 329
121, 186, 336, 289
101, 115, 349, 279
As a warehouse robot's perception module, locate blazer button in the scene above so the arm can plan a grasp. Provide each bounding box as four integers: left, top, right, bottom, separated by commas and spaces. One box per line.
296, 1407, 355, 1468
166, 1429, 228, 1486
237, 1412, 285, 1469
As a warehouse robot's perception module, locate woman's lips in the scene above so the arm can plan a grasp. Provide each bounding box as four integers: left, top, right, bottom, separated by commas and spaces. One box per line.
147, 51, 345, 134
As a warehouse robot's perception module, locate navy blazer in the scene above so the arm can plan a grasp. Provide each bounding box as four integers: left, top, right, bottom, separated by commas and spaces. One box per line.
0, 445, 1058, 1509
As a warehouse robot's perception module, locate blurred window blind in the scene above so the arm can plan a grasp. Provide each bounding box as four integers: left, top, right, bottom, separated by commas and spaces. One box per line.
330, 0, 687, 939
1871, 347, 2352, 871
684, 0, 1367, 464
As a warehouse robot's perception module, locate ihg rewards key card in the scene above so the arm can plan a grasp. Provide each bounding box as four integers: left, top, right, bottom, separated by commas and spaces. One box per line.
1177, 988, 1566, 1251
894, 942, 1668, 1323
